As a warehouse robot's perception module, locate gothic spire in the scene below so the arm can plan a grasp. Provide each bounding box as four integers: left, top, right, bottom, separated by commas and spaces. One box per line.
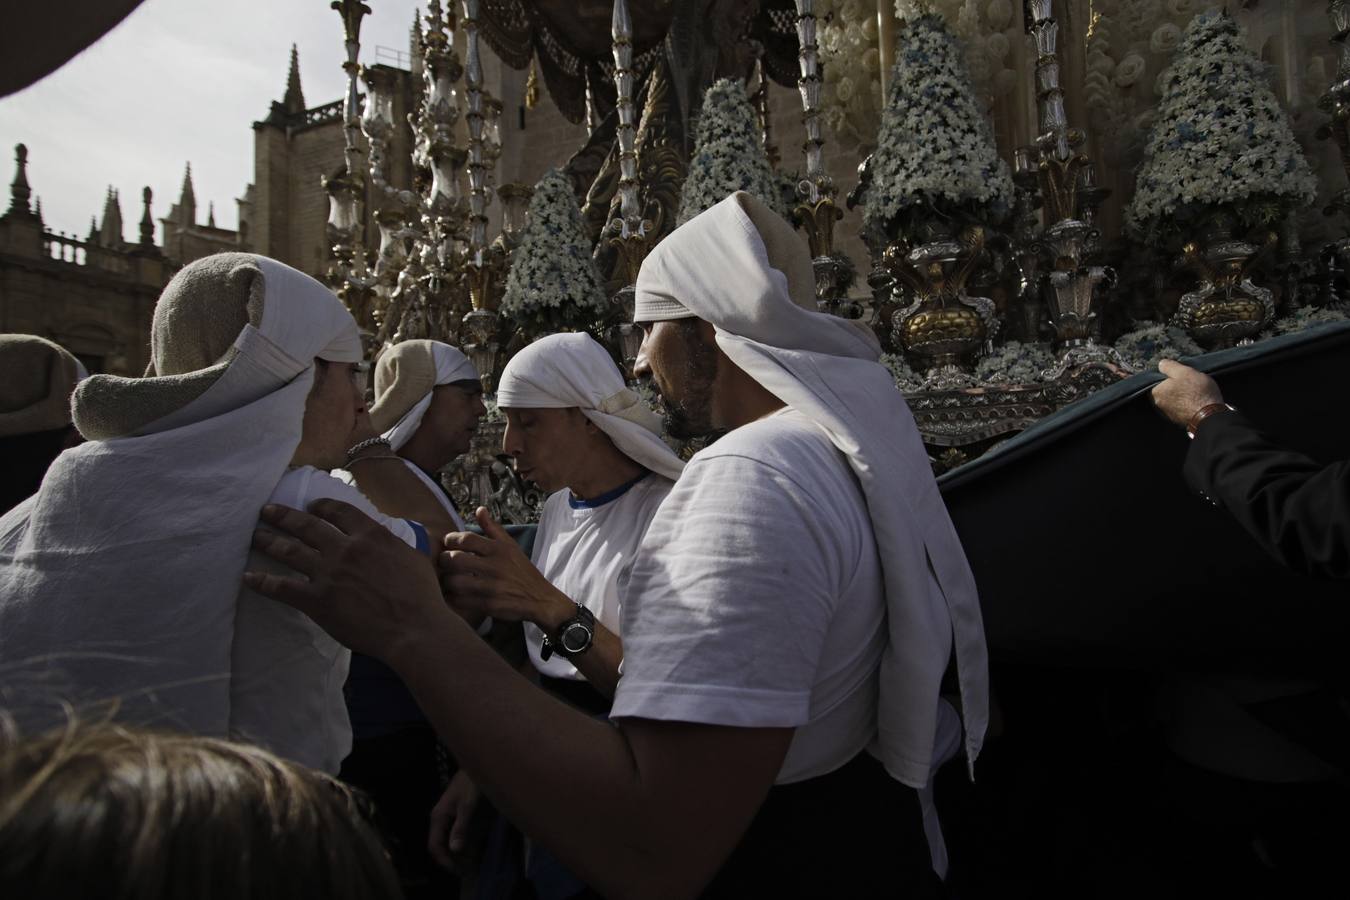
207, 201, 216, 228
100, 185, 124, 246
178, 162, 196, 227
410, 8, 424, 81
283, 43, 306, 114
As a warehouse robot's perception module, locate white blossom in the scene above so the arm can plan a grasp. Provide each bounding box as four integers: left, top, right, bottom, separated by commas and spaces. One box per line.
676, 78, 786, 224
1127, 11, 1317, 242
500, 169, 608, 333
863, 15, 1014, 239
1113, 321, 1203, 369
973, 340, 1055, 384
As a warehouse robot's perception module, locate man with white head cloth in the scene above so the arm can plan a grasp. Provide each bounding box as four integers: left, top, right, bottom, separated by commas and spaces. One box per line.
0, 253, 453, 775
247, 193, 987, 897
428, 333, 683, 882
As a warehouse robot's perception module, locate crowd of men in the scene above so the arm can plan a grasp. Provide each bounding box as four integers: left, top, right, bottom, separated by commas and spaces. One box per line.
0, 192, 1347, 899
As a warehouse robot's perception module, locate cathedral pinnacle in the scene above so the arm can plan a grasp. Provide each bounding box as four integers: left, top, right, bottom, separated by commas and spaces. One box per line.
284, 44, 306, 114
178, 162, 197, 227
100, 185, 124, 246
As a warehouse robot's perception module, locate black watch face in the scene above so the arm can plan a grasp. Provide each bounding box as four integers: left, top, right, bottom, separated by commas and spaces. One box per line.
560, 622, 592, 654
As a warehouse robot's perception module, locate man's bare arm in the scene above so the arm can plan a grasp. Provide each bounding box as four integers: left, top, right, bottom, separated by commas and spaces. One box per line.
246, 500, 791, 900
345, 451, 457, 539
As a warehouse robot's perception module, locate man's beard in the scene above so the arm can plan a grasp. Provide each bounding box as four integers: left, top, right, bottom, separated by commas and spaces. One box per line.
660, 328, 720, 441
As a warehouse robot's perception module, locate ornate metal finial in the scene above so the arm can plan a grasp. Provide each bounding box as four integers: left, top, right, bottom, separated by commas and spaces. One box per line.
332, 0, 371, 46
1021, 0, 1121, 370
794, 0, 828, 201
139, 187, 155, 246
753, 57, 779, 170
584, 68, 600, 137
606, 0, 651, 288
524, 57, 540, 110
326, 0, 378, 329
792, 0, 853, 316
8, 143, 32, 215
462, 0, 489, 258
460, 0, 503, 391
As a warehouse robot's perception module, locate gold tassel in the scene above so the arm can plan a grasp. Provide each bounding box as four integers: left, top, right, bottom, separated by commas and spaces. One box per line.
524, 56, 540, 110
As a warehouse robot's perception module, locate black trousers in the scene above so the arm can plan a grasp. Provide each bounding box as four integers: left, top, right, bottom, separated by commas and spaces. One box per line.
703, 751, 942, 898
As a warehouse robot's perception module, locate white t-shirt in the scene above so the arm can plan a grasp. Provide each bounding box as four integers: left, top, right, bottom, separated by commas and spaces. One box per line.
527, 472, 673, 680
230, 466, 425, 773
611, 408, 886, 784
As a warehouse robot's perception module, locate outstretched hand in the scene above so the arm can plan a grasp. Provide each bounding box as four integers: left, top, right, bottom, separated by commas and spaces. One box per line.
245, 500, 448, 660
440, 507, 574, 632
1151, 359, 1225, 428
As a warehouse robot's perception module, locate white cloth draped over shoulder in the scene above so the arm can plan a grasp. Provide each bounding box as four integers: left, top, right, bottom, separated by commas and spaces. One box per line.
0, 255, 361, 759
360, 340, 478, 529
496, 333, 685, 483
632, 192, 989, 789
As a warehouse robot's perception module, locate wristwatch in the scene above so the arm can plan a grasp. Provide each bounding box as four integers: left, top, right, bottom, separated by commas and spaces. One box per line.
540, 603, 596, 661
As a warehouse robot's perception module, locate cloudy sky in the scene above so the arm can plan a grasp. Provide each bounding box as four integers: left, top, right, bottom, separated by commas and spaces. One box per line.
0, 0, 429, 240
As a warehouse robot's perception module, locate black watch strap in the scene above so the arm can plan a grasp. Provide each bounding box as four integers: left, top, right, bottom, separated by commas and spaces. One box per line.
541, 603, 596, 661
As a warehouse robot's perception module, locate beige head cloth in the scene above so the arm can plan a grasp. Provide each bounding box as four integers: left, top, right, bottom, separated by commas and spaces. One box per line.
369, 340, 478, 449
72, 253, 263, 440
71, 253, 360, 440
0, 334, 84, 436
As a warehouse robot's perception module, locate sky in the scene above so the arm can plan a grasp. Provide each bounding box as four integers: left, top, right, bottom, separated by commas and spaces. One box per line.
0, 0, 430, 240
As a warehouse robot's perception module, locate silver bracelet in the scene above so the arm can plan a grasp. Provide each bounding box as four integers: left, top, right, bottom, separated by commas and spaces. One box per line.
345, 436, 393, 464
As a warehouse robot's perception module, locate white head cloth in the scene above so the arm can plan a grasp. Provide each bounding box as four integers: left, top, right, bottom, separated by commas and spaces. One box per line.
374, 340, 478, 451
0, 255, 361, 742
634, 192, 989, 789
497, 333, 685, 483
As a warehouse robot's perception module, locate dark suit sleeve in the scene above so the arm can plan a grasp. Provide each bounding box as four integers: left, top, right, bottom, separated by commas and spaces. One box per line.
1183, 410, 1350, 579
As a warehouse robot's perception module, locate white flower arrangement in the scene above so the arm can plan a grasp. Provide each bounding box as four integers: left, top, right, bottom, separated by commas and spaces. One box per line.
500, 168, 609, 334
880, 351, 928, 394
1269, 305, 1348, 335
973, 340, 1056, 385
1126, 11, 1317, 243
1113, 321, 1203, 370
894, 0, 1019, 101
483, 396, 504, 424
862, 14, 1014, 241
676, 78, 787, 225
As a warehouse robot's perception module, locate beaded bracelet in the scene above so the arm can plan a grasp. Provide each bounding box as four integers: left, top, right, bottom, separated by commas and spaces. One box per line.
345, 435, 393, 464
